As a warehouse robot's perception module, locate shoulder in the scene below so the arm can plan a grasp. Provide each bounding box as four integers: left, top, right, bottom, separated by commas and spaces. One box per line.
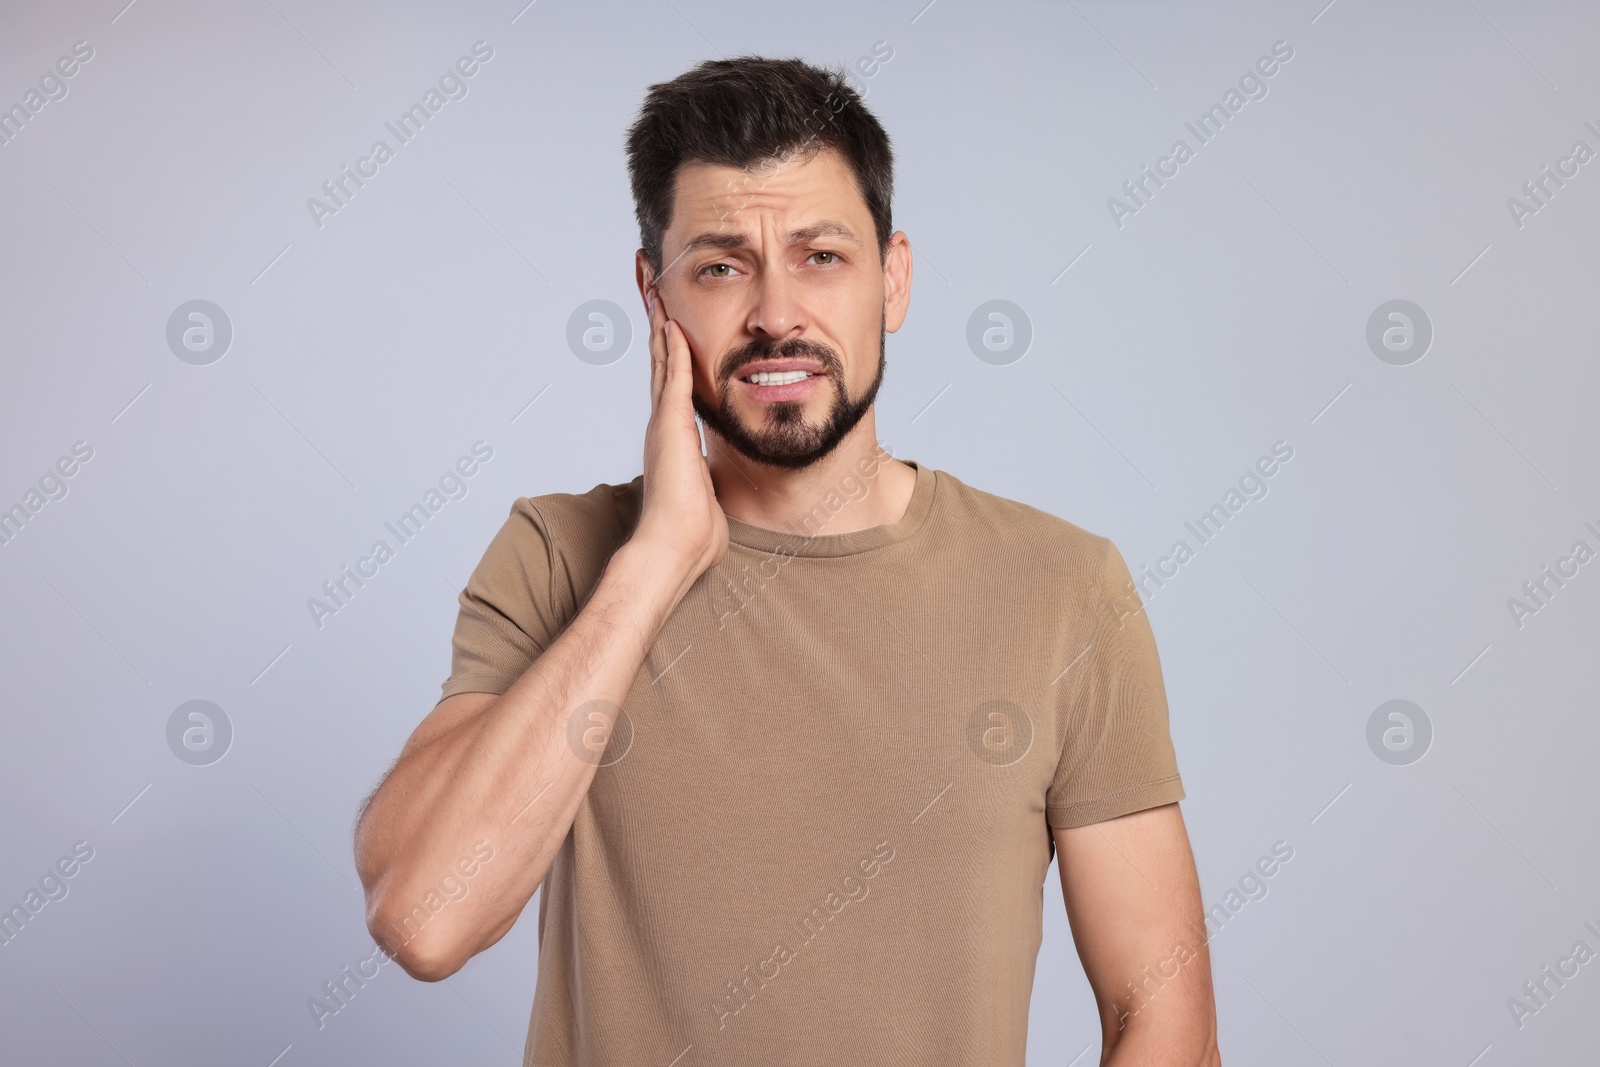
480, 474, 644, 589
925, 468, 1139, 639
445, 476, 644, 680
929, 467, 1114, 576
517, 474, 644, 549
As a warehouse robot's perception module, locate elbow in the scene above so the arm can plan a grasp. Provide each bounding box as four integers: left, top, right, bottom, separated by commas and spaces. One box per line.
1190, 1020, 1221, 1066
391, 937, 465, 984
365, 896, 468, 983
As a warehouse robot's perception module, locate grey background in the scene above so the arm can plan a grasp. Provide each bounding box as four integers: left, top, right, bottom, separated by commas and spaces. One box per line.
2, 0, 1596, 1064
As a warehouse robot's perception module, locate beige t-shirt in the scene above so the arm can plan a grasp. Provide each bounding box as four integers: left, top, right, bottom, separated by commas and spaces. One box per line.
440, 458, 1185, 1066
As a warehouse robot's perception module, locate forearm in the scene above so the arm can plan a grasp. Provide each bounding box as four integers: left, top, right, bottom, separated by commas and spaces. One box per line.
1092, 914, 1220, 1066
1101, 1012, 1220, 1067
1093, 918, 1219, 1066
359, 280, 725, 979
357, 539, 695, 978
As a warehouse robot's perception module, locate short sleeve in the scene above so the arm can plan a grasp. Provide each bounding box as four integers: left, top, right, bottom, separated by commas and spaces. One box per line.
1045, 537, 1185, 828
438, 498, 564, 703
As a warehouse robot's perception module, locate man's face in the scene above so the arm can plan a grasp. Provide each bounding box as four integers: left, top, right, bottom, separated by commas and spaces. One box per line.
641, 147, 909, 469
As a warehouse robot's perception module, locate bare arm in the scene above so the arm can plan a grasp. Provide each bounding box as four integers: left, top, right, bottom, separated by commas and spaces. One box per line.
354, 291, 725, 982
1054, 803, 1221, 1066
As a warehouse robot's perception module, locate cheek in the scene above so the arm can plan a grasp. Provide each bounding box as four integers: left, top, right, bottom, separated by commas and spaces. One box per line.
666, 317, 715, 392
845, 312, 884, 383
846, 282, 885, 348
690, 345, 721, 397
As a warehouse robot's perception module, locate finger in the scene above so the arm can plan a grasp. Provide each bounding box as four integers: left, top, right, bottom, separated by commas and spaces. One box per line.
662, 319, 689, 402
646, 286, 667, 405
662, 321, 709, 465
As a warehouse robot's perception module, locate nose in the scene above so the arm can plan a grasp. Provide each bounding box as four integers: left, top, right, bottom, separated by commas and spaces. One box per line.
746, 264, 807, 343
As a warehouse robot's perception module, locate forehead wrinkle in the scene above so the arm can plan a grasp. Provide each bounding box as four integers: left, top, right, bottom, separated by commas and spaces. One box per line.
682, 164, 812, 229
664, 151, 863, 276
680, 218, 859, 257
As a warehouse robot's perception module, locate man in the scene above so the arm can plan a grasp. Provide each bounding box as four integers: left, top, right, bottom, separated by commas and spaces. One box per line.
355, 56, 1221, 1065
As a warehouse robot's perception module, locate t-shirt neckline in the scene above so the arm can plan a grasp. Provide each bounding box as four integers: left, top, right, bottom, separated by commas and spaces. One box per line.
722, 460, 935, 559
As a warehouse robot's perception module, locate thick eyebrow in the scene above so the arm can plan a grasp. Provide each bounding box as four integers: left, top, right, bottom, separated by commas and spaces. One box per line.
680, 219, 862, 255
786, 220, 861, 246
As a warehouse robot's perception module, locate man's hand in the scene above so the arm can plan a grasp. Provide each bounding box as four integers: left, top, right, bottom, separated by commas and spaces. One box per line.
1054, 803, 1221, 1065
353, 287, 732, 984
635, 285, 728, 582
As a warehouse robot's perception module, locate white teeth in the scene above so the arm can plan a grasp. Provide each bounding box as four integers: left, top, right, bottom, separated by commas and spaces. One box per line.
747, 370, 811, 386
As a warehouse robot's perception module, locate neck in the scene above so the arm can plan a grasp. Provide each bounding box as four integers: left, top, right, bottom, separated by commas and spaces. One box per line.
703, 413, 918, 537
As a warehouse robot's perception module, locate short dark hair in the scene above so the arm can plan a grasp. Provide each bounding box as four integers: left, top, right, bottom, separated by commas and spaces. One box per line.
625, 56, 894, 276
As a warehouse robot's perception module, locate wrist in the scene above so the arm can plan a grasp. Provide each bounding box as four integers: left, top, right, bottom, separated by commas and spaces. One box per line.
607, 538, 704, 608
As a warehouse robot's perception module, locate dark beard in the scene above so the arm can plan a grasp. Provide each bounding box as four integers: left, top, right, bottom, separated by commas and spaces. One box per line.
691, 321, 886, 470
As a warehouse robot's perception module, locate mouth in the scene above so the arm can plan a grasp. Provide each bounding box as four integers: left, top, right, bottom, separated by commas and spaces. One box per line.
732, 359, 828, 403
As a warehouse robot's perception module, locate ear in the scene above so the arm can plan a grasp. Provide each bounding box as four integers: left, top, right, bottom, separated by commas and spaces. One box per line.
635, 249, 657, 316
882, 231, 912, 333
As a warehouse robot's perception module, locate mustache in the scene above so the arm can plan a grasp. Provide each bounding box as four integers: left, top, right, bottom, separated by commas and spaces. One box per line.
720, 337, 844, 382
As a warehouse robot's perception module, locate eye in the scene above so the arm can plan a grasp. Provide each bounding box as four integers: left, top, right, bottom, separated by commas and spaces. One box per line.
701, 262, 738, 278
808, 251, 839, 265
